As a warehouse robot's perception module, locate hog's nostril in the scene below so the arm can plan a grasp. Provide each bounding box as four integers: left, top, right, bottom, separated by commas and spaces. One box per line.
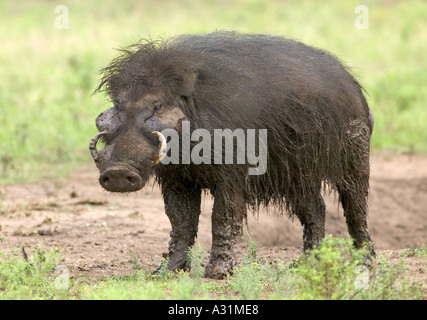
101, 176, 110, 186
127, 176, 137, 185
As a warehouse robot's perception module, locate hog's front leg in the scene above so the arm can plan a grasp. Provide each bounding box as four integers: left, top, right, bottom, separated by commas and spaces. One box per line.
205, 186, 246, 279
159, 181, 201, 273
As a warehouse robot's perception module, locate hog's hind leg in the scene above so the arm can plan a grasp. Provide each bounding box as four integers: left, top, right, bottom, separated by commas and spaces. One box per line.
294, 193, 326, 251
339, 185, 374, 254
338, 118, 375, 255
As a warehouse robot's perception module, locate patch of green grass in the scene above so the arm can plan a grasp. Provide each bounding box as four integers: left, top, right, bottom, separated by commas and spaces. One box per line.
0, 245, 68, 300
293, 236, 421, 300
80, 271, 168, 300
0, 237, 424, 299
229, 235, 423, 300
229, 233, 273, 299
81, 245, 214, 300
291, 236, 370, 299
356, 255, 421, 300
0, 0, 426, 183
399, 246, 427, 259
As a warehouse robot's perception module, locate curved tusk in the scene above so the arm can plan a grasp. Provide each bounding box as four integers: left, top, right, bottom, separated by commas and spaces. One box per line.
89, 131, 107, 161
152, 131, 167, 165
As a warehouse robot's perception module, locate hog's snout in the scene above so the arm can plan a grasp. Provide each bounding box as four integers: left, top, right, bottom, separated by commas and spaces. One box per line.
99, 166, 143, 192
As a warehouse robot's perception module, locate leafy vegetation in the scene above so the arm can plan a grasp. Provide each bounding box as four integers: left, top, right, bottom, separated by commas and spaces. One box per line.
0, 236, 423, 300
0, 245, 67, 299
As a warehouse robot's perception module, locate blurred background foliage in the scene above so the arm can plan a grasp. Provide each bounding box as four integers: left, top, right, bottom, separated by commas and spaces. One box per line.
0, 0, 426, 183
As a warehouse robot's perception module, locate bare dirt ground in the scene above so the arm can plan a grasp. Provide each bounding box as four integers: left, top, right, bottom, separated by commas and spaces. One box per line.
0, 154, 426, 290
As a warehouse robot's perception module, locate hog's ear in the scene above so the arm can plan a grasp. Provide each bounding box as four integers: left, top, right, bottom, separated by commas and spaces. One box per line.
180, 69, 199, 97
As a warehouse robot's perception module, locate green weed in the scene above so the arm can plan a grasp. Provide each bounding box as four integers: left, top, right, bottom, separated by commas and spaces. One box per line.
293, 236, 370, 299
230, 233, 271, 299
281, 236, 422, 300
0, 237, 423, 299
0, 245, 68, 300
230, 235, 423, 300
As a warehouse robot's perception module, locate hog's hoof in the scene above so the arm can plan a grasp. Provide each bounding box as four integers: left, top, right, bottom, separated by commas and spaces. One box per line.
204, 253, 235, 279
153, 252, 191, 275
204, 265, 232, 279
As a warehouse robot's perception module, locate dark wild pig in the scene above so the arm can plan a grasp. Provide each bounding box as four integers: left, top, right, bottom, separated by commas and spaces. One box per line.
90, 31, 375, 279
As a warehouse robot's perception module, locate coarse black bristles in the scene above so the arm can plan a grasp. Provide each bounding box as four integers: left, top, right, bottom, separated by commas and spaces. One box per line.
95, 31, 373, 221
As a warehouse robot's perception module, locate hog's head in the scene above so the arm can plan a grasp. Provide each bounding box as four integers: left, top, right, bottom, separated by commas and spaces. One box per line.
90, 42, 201, 192
90, 83, 196, 192
90, 90, 190, 192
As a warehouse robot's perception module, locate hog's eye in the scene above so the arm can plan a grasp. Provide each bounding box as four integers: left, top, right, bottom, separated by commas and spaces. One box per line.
154, 103, 163, 113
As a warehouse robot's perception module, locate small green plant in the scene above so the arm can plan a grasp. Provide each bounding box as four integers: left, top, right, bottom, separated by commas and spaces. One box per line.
294, 236, 370, 299
82, 271, 168, 300
245, 232, 258, 263
230, 233, 270, 299
356, 255, 422, 300
153, 256, 174, 281
399, 246, 427, 259
231, 260, 269, 300
0, 245, 67, 299
170, 244, 209, 299
84, 245, 211, 300
127, 249, 141, 271
188, 244, 205, 281
268, 258, 299, 299
292, 236, 423, 300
